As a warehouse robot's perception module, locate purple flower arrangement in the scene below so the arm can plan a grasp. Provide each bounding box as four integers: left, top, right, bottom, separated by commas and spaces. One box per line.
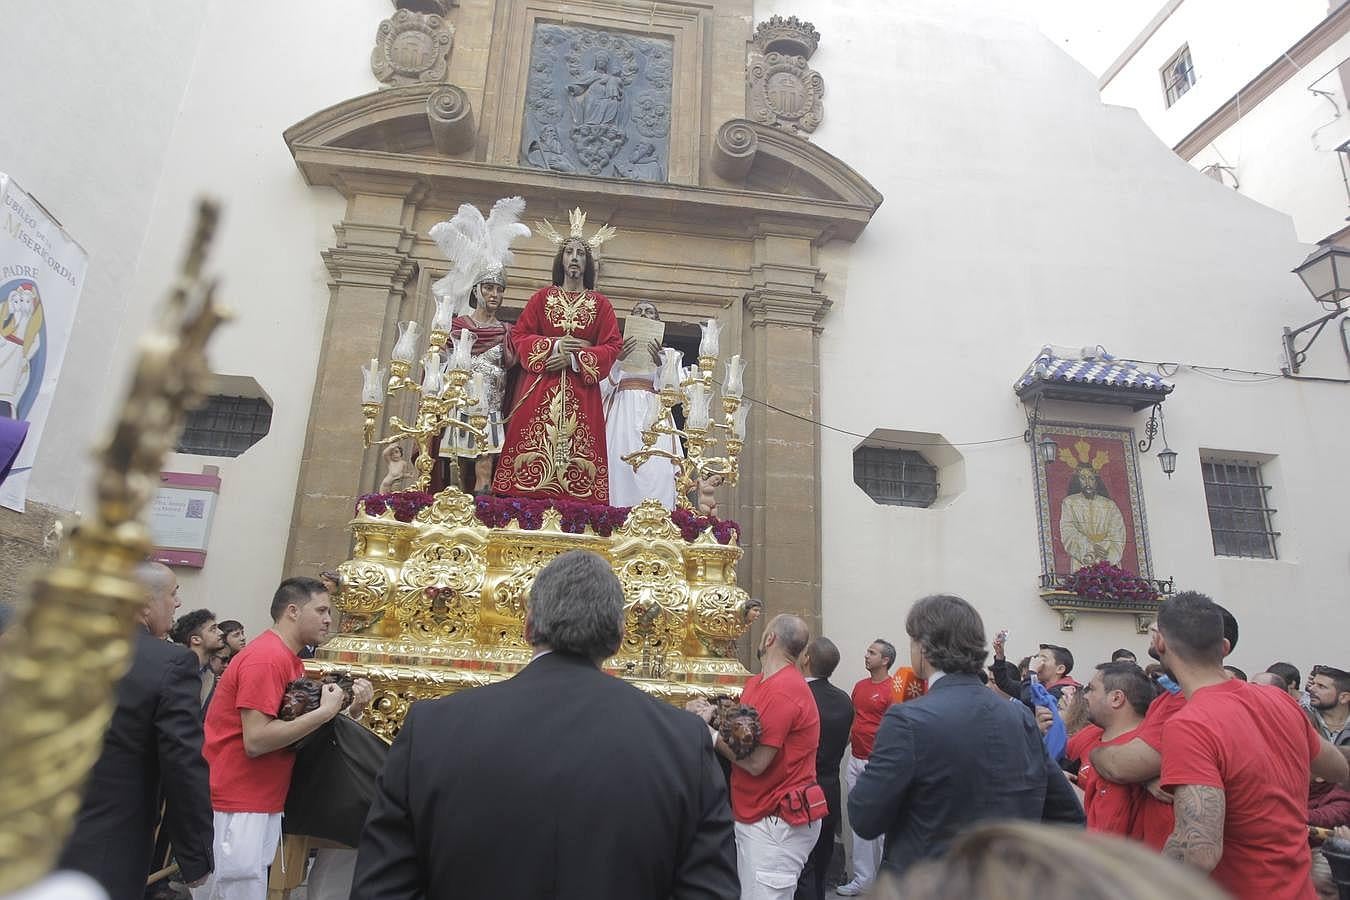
1064, 561, 1160, 604
355, 491, 436, 522
357, 491, 740, 545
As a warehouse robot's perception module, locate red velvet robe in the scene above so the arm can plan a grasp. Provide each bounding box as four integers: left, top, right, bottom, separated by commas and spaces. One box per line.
491, 286, 622, 502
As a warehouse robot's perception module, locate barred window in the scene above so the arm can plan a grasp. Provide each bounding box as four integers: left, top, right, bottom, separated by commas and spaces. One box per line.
853, 447, 939, 508
177, 394, 273, 458
1162, 45, 1196, 108
1202, 460, 1278, 559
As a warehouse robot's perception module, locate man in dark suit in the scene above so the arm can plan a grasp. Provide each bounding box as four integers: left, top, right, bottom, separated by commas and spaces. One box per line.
795, 637, 854, 900
848, 594, 1084, 880
352, 549, 739, 900
58, 562, 213, 899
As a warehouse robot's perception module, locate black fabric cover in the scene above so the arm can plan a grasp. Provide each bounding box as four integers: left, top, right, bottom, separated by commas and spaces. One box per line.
283, 716, 389, 847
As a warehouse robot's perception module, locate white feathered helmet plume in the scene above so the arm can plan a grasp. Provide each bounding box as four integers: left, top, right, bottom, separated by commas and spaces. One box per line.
429, 197, 532, 316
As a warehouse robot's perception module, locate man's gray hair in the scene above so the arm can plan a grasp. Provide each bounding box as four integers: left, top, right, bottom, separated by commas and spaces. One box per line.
526, 550, 624, 661
767, 614, 810, 660
135, 561, 175, 600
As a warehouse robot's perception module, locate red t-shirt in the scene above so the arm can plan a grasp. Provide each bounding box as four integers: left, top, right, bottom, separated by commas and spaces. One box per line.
1069, 724, 1145, 837
202, 629, 305, 813
849, 676, 893, 759
731, 664, 820, 824
1160, 680, 1322, 900
1132, 688, 1187, 848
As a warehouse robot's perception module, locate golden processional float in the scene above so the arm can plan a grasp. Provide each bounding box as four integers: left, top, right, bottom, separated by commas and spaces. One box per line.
314, 207, 755, 740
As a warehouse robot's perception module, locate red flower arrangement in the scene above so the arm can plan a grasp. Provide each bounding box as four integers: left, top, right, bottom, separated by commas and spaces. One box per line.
1064, 561, 1160, 604
355, 491, 435, 522
356, 491, 740, 544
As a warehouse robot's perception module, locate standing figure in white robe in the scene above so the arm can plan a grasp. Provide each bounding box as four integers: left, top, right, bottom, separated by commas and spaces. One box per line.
1058, 466, 1127, 571
602, 301, 682, 509
0, 284, 42, 419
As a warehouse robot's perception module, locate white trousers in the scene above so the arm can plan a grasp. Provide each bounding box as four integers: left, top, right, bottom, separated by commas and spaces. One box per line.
191, 811, 282, 900
734, 816, 821, 900
846, 754, 884, 888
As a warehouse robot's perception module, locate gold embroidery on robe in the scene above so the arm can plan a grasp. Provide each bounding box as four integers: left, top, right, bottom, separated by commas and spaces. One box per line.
544, 289, 597, 334
501, 382, 607, 501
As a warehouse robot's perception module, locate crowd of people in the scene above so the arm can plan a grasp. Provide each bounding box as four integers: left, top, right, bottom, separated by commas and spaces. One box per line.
34, 551, 1350, 900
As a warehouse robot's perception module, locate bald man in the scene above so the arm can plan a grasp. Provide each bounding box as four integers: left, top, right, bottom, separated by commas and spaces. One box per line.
59, 562, 215, 898
693, 614, 823, 899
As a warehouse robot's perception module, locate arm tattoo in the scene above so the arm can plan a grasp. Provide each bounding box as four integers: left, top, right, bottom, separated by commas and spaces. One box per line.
1163, 784, 1226, 872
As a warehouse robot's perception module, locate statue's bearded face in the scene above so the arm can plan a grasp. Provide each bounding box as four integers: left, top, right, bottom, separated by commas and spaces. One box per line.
631, 301, 659, 321
561, 240, 588, 279
1076, 468, 1098, 497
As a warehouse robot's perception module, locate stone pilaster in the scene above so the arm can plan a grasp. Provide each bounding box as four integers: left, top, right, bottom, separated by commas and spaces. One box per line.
742, 225, 830, 634
284, 177, 422, 579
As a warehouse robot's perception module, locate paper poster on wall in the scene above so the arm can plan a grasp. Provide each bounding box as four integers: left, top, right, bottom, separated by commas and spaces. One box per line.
149, 470, 222, 568
0, 174, 89, 511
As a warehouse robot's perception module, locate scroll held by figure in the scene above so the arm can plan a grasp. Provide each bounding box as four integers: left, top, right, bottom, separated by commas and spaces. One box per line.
492, 208, 623, 503
602, 299, 683, 510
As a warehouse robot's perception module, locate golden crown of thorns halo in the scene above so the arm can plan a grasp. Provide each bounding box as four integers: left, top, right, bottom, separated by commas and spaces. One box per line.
1059, 439, 1109, 472
537, 207, 618, 251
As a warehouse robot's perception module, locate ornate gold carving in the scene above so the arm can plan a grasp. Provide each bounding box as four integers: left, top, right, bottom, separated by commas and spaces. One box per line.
0, 201, 227, 895
397, 541, 486, 642
335, 559, 393, 633
319, 488, 756, 736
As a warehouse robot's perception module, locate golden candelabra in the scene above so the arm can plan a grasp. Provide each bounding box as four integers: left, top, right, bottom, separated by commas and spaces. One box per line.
361, 321, 491, 491
622, 319, 749, 510
0, 200, 228, 895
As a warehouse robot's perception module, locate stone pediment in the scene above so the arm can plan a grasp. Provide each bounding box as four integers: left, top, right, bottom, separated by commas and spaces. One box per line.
285, 91, 881, 242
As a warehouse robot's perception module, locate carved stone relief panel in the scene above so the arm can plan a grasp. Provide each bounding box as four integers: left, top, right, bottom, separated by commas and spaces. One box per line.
372, 9, 453, 87
518, 24, 673, 181
747, 15, 824, 136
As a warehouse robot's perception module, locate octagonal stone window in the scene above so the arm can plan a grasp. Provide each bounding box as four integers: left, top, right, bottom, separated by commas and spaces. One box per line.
852, 429, 966, 510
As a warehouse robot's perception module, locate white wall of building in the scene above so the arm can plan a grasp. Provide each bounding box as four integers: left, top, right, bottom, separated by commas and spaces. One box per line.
1098, 0, 1329, 148
757, 0, 1350, 679
1190, 30, 1350, 243
2, 1, 384, 637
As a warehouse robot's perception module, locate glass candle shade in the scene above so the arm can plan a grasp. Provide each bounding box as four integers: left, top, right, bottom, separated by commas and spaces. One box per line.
723, 354, 746, 399
730, 402, 750, 440
392, 320, 422, 364
360, 359, 386, 405
698, 318, 721, 359
687, 382, 712, 431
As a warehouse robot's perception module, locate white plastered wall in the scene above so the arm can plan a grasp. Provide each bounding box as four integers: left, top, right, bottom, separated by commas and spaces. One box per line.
756, 0, 1350, 680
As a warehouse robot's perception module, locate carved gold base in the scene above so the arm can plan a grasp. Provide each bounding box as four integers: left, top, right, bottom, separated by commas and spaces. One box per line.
314, 492, 752, 740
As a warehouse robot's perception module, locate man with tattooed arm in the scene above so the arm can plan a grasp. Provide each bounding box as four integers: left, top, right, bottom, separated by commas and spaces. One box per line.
1150, 592, 1348, 899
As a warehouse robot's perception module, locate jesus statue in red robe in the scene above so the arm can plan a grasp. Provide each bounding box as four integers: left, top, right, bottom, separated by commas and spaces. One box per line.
492, 214, 623, 502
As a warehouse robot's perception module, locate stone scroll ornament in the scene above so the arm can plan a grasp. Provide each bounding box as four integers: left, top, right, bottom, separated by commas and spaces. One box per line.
747, 15, 824, 136
519, 24, 673, 181
372, 9, 453, 87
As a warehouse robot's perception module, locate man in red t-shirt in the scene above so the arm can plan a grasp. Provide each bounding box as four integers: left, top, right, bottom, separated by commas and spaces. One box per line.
698, 614, 821, 900
193, 577, 369, 900
837, 639, 895, 896
1089, 600, 1242, 849
1151, 592, 1348, 900
1073, 661, 1151, 836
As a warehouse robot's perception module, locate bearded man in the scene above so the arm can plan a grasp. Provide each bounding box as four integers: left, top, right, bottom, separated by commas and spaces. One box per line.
492, 209, 623, 503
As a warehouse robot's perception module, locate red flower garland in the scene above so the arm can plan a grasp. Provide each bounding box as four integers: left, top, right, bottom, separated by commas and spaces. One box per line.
1064, 561, 1160, 604
355, 492, 741, 545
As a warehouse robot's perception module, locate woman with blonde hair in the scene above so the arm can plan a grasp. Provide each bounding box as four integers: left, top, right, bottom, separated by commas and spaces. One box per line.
882, 821, 1228, 900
